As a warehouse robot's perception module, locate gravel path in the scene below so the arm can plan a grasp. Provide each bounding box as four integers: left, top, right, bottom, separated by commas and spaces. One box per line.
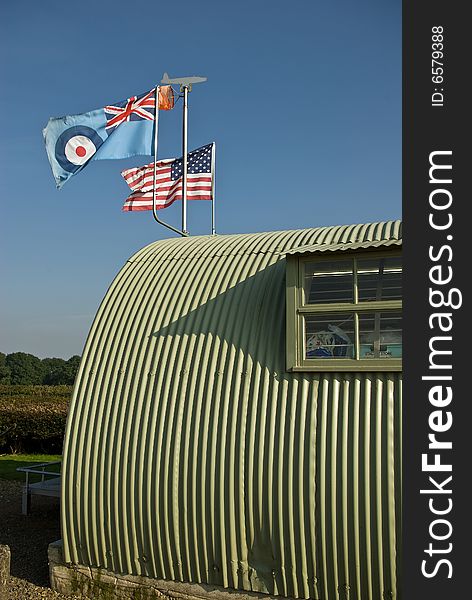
0, 478, 91, 599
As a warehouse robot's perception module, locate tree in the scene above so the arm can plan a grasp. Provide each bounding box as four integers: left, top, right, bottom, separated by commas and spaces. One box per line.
42, 355, 81, 385
42, 357, 67, 385
5, 352, 46, 385
0, 352, 11, 384
1, 351, 81, 385
63, 355, 81, 385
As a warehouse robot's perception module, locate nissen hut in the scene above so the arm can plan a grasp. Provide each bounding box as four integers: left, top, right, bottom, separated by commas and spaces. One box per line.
55, 219, 402, 600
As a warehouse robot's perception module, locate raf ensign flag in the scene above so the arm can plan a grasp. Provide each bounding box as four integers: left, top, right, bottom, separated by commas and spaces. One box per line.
43, 87, 174, 189
121, 143, 214, 212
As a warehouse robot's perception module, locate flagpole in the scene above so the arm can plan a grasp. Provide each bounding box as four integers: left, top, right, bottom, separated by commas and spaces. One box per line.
211, 142, 216, 235
152, 86, 160, 222
182, 85, 189, 234
152, 85, 188, 237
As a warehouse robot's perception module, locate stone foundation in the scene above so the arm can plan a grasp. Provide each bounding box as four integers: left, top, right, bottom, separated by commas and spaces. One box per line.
48, 541, 285, 600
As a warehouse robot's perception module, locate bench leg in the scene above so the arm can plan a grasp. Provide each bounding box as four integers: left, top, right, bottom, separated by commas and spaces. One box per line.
22, 487, 31, 515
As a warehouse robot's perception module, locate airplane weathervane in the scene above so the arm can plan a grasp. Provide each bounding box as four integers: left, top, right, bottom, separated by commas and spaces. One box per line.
161, 72, 207, 92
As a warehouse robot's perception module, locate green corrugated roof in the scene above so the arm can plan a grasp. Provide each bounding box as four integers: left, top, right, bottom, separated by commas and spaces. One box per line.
128, 219, 402, 262
286, 237, 402, 256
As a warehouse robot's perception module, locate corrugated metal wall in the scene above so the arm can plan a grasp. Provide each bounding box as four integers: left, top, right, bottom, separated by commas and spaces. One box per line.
61, 221, 402, 600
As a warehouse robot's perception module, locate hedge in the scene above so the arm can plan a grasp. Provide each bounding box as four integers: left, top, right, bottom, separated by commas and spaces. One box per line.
0, 386, 71, 453
0, 384, 72, 399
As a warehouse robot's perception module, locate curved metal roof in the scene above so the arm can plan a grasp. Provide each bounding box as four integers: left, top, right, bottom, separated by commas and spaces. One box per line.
127, 219, 402, 262
286, 237, 402, 256
62, 219, 402, 600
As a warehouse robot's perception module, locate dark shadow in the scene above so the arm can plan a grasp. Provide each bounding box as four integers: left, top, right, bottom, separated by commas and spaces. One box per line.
0, 478, 60, 586
150, 261, 286, 374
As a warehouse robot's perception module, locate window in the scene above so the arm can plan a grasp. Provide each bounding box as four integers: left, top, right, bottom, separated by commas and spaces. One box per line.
286, 250, 402, 371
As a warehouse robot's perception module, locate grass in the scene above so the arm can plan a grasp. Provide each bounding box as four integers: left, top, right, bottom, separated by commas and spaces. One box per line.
0, 453, 62, 481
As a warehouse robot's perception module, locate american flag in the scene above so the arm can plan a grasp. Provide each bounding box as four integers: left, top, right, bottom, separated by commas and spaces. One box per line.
122, 143, 214, 212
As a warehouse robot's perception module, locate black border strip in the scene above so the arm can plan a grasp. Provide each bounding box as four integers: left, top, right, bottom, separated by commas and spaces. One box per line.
403, 2, 468, 597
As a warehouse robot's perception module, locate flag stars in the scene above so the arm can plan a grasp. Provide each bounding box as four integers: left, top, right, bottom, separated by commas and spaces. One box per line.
171, 144, 213, 180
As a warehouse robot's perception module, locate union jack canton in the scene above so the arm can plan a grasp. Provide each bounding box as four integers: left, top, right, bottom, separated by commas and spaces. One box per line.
104, 89, 156, 132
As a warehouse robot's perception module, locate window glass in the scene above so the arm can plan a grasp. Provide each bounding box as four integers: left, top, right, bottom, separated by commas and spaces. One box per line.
359, 312, 402, 358
304, 260, 353, 304
357, 256, 402, 302
305, 314, 355, 359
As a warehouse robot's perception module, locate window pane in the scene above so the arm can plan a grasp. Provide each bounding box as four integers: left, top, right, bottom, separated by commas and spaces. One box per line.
357, 256, 402, 302
305, 314, 355, 359
359, 312, 402, 358
304, 260, 353, 304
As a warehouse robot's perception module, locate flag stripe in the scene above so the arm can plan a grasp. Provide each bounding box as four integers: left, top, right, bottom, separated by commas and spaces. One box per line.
123, 170, 213, 190
127, 189, 213, 199
123, 195, 213, 206
133, 177, 212, 194
124, 170, 173, 191
122, 198, 212, 211
126, 190, 213, 202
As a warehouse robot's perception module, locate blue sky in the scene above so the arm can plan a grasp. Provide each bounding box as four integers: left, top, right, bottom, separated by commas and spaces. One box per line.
0, 0, 401, 359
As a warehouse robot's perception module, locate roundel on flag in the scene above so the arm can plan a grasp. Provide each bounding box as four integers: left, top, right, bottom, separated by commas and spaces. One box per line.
55, 126, 104, 173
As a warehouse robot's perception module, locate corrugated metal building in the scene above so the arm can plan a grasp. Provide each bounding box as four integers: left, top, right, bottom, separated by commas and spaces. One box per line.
61, 220, 402, 600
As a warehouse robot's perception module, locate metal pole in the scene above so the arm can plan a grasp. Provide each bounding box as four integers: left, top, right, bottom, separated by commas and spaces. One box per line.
211, 142, 216, 235
182, 85, 189, 234
152, 85, 159, 221
152, 85, 188, 237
